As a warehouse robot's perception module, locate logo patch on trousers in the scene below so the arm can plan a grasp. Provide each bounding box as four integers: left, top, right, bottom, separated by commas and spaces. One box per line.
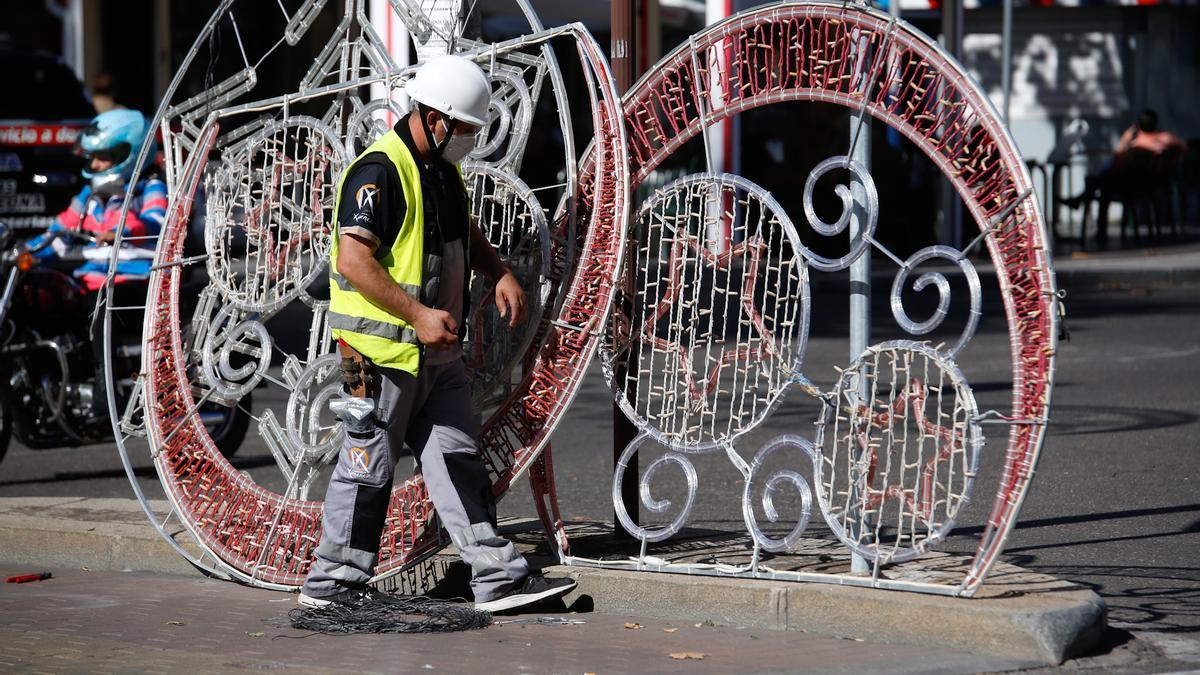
349, 446, 370, 473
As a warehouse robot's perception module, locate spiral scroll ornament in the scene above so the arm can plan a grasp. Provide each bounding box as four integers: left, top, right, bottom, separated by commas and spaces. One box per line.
743, 436, 816, 554
799, 155, 879, 272
889, 246, 982, 359
612, 433, 700, 544
345, 98, 407, 155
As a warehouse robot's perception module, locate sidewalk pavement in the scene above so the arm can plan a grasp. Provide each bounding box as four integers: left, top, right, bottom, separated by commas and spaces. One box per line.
0, 497, 1106, 669
0, 567, 1031, 674
1047, 241, 1200, 290
8, 239, 1196, 672
830, 240, 1200, 292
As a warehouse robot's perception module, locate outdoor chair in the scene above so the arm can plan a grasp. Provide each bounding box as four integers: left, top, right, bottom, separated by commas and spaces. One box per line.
1078, 148, 1176, 245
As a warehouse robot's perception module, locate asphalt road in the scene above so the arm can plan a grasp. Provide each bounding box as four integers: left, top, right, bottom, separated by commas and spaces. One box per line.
2, 281, 1198, 669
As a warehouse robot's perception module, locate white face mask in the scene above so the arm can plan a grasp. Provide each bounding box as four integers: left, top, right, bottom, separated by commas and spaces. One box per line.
439, 121, 477, 164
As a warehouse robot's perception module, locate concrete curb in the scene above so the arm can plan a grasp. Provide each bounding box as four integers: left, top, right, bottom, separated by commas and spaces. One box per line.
0, 497, 200, 577
1050, 255, 1200, 291
0, 497, 1105, 666
553, 565, 1105, 667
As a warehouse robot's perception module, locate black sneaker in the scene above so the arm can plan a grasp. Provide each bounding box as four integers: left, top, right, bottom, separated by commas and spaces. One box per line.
474, 575, 577, 613
297, 587, 381, 608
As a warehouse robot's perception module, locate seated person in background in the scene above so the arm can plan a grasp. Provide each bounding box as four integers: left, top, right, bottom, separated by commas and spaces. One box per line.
1115, 109, 1187, 158
1062, 109, 1187, 211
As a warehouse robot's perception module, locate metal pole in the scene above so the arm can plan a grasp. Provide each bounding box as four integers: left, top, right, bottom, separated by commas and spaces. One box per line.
939, 0, 965, 249
704, 0, 734, 253
369, 0, 411, 126
848, 142, 871, 574
846, 4, 878, 575
845, 0, 902, 577
612, 0, 639, 539
68, 0, 85, 82
1001, 0, 1012, 125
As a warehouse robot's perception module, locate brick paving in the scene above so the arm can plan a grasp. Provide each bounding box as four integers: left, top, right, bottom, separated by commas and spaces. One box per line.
0, 567, 1024, 674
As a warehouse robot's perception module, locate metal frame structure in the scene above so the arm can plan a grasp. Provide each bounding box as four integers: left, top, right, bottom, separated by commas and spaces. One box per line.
560, 1, 1058, 597
100, 0, 1056, 599
100, 0, 628, 590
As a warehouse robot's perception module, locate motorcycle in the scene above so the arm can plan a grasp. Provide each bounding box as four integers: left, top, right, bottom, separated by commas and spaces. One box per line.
0, 222, 250, 467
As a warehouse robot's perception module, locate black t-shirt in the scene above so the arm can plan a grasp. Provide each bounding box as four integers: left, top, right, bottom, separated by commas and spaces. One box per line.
335, 120, 472, 359
335, 121, 468, 252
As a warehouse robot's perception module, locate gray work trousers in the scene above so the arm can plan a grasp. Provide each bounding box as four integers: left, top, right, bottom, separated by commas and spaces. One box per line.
302, 359, 529, 603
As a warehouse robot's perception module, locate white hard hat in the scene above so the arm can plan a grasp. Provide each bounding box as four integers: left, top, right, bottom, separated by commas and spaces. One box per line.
406, 55, 491, 127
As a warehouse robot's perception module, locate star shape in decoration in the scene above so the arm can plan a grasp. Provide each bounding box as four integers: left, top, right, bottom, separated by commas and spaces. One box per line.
853, 377, 963, 526
635, 231, 785, 417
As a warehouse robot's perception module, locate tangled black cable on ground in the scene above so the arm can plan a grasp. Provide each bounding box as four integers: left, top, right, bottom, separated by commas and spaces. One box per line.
289, 595, 492, 634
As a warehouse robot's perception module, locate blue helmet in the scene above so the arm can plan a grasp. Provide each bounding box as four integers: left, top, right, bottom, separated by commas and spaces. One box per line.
76, 109, 154, 180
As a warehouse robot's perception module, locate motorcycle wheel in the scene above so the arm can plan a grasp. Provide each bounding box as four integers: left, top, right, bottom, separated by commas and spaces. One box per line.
0, 387, 10, 467
204, 391, 252, 459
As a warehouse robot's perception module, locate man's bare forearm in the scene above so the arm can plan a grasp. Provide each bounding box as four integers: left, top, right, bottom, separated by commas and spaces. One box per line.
337, 252, 427, 324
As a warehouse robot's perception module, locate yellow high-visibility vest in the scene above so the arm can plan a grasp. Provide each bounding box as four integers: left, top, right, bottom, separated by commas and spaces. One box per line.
328, 130, 426, 374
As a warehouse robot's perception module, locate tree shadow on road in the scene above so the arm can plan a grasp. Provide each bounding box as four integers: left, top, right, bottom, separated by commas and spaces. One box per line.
1044, 404, 1196, 436
949, 503, 1200, 634
1020, 563, 1200, 635
0, 455, 278, 489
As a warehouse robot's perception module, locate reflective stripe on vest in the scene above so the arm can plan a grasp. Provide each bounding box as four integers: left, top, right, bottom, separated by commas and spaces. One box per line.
328, 130, 425, 375
327, 312, 420, 343
329, 269, 421, 298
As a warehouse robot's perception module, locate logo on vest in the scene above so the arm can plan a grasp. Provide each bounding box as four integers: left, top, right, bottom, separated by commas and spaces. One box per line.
349, 446, 370, 473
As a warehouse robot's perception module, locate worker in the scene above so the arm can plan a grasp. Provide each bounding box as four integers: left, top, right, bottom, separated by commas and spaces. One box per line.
299, 55, 575, 614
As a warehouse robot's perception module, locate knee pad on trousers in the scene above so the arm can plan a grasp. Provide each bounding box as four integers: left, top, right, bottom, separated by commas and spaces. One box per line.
442, 452, 497, 525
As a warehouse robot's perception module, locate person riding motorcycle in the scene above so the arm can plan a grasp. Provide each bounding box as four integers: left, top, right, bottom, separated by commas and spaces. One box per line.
0, 109, 250, 464
28, 109, 166, 290
23, 109, 165, 423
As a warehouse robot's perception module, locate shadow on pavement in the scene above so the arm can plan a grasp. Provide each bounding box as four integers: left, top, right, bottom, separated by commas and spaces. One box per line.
1022, 564, 1200, 635
953, 503, 1200, 536
0, 455, 279, 488
1044, 404, 1196, 436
